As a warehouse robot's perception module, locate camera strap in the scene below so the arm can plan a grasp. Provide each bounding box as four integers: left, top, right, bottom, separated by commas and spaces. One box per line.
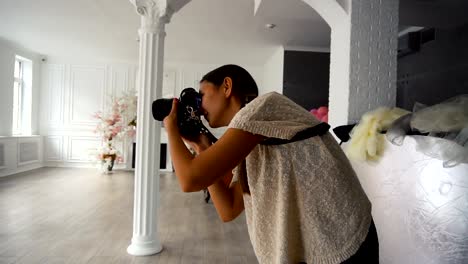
260, 122, 330, 146
239, 122, 330, 194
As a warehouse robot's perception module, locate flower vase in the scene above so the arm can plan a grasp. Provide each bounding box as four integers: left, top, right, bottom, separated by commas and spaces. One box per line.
102, 159, 115, 174
107, 159, 115, 173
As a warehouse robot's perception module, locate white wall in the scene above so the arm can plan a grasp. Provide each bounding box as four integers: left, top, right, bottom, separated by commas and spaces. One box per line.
262, 46, 284, 94
40, 59, 265, 168
0, 34, 266, 176
40, 61, 138, 169
164, 61, 265, 97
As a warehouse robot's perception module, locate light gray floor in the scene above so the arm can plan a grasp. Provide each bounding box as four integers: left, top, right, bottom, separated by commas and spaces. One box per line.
0, 168, 257, 264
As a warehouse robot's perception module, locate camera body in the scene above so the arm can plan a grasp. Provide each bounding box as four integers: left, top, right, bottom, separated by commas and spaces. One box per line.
152, 87, 217, 142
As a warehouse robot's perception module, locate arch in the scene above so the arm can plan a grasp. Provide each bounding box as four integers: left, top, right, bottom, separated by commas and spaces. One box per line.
300, 0, 352, 127
301, 0, 348, 28
259, 0, 353, 127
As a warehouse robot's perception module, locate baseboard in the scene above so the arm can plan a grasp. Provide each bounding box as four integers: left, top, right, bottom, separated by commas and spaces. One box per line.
0, 162, 44, 178
0, 162, 171, 178
45, 162, 171, 173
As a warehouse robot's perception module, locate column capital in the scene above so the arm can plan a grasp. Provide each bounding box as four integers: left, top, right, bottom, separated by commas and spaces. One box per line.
130, 0, 174, 32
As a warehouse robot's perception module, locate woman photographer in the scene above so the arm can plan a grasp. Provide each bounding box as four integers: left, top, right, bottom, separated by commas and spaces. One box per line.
164, 64, 378, 264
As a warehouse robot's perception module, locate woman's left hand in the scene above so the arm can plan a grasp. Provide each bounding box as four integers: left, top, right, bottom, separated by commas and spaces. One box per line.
163, 98, 179, 133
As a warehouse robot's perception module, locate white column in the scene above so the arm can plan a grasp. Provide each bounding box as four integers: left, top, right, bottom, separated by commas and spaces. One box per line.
127, 0, 171, 256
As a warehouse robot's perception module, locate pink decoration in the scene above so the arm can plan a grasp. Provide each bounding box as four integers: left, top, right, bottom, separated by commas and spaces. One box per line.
92, 92, 137, 166
317, 106, 328, 115
322, 113, 328, 123
309, 106, 329, 123
127, 130, 136, 138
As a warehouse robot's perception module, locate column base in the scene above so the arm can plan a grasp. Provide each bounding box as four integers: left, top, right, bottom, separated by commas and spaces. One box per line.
127, 239, 163, 256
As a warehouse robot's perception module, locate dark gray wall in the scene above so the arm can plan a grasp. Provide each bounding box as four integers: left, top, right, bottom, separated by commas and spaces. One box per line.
397, 23, 468, 110
283, 51, 330, 111
399, 0, 468, 29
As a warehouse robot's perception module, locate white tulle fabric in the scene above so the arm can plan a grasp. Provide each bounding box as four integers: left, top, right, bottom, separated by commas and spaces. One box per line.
346, 136, 468, 264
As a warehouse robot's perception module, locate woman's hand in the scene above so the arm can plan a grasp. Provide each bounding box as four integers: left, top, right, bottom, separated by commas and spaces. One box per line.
163, 98, 179, 133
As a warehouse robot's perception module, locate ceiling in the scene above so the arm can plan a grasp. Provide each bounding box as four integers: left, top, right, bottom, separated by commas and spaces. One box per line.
0, 0, 330, 65
1, 0, 467, 65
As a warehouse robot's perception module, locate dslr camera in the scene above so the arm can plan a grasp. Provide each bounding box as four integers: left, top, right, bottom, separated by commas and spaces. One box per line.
152, 87, 217, 143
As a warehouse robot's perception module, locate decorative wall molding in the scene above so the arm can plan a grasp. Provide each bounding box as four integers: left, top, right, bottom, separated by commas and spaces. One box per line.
41, 63, 137, 169
109, 65, 130, 96
17, 140, 40, 166
68, 65, 107, 126
46, 64, 65, 126
162, 69, 177, 97
67, 136, 101, 162
0, 136, 43, 177
45, 136, 63, 161
40, 62, 256, 170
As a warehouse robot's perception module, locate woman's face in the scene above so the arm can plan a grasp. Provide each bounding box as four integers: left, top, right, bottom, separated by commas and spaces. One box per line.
199, 80, 228, 128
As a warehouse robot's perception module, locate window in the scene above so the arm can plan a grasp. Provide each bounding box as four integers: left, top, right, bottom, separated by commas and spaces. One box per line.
12, 58, 23, 135
12, 56, 32, 135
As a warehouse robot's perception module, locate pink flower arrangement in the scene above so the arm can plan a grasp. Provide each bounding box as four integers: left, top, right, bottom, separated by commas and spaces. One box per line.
310, 106, 329, 123
93, 111, 125, 142
92, 92, 137, 167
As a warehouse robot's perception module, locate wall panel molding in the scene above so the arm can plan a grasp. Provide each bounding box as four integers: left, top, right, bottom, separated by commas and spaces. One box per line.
45, 136, 63, 161
67, 136, 101, 162
68, 65, 107, 126
163, 69, 177, 98
17, 137, 41, 166
47, 64, 65, 126
18, 142, 39, 166
109, 65, 130, 96
40, 62, 261, 171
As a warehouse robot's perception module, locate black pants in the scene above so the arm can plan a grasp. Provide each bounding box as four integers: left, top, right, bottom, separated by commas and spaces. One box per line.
299, 220, 379, 264
341, 219, 379, 263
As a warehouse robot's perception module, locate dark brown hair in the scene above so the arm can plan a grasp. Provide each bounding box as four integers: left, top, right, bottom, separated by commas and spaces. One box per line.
200, 64, 258, 107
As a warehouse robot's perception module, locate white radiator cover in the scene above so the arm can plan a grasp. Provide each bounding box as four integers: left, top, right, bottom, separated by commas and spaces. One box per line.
0, 143, 4, 168
0, 136, 43, 177
18, 141, 39, 164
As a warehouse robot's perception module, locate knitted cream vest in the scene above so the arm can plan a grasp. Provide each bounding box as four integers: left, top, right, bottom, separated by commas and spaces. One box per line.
229, 92, 372, 264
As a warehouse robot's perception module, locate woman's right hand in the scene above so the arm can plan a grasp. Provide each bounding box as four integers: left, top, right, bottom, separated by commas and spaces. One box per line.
163, 98, 179, 134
